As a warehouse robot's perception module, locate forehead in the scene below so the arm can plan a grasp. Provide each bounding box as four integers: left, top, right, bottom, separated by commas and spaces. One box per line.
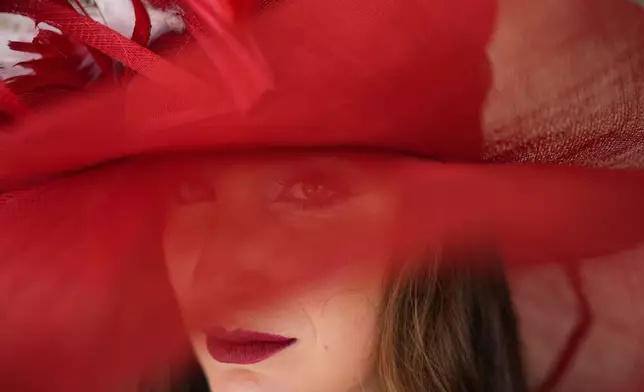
173, 152, 409, 179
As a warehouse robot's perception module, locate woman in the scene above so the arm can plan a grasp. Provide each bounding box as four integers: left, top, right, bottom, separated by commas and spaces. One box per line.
1, 1, 644, 392
157, 155, 528, 392
153, 265, 526, 392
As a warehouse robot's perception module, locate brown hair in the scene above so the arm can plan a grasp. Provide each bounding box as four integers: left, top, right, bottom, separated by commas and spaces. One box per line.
377, 259, 528, 392
148, 259, 528, 392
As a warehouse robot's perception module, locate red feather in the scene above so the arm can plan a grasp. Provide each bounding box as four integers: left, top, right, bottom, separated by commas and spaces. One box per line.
5, 29, 99, 97
0, 0, 202, 99
131, 0, 152, 46
67, 0, 117, 77
9, 29, 83, 60
0, 81, 28, 119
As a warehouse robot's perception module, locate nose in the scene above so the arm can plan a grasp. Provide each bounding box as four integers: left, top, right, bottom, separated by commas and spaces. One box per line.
174, 204, 305, 324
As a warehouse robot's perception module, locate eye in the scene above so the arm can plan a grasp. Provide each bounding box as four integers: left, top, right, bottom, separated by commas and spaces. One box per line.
273, 178, 349, 209
177, 180, 216, 204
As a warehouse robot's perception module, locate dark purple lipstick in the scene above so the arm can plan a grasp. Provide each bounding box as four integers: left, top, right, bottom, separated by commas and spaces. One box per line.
204, 327, 297, 365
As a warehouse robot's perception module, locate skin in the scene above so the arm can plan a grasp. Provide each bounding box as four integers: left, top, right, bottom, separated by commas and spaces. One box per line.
163, 155, 396, 392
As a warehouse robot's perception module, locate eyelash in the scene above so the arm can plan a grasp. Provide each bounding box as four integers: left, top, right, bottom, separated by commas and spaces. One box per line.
176, 180, 216, 204
273, 178, 350, 210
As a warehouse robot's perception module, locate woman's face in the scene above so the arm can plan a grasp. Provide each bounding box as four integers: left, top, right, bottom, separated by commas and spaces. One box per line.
164, 155, 398, 392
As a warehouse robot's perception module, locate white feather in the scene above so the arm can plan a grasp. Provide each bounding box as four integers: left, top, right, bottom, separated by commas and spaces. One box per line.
0, 14, 40, 79
148, 7, 186, 42
93, 0, 185, 43
94, 0, 136, 39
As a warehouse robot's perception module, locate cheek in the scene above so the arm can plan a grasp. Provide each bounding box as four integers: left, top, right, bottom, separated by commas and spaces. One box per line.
302, 286, 382, 391
162, 187, 397, 325
318, 295, 380, 357
163, 202, 217, 300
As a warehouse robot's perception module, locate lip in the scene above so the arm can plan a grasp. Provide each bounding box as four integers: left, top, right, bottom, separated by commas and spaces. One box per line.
204, 327, 297, 365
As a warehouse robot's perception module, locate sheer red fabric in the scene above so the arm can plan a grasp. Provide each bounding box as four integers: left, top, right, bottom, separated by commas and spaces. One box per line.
0, 0, 643, 391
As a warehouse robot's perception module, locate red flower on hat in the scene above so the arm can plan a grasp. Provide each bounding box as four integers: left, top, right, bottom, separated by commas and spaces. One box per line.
0, 0, 186, 113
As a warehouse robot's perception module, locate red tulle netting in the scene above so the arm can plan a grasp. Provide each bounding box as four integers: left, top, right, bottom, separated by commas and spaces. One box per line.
0, 0, 644, 391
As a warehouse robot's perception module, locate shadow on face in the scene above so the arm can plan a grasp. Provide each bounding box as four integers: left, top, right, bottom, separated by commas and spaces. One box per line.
163, 154, 396, 392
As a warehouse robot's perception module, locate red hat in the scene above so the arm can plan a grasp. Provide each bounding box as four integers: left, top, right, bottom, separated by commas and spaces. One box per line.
0, 0, 643, 391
